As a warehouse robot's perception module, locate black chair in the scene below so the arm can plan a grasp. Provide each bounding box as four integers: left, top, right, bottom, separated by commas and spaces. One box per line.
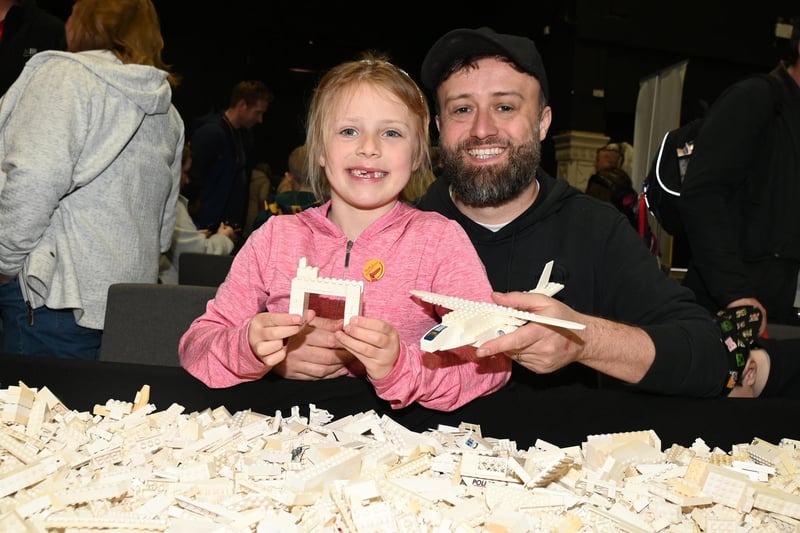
177, 252, 234, 287
767, 324, 800, 339
100, 283, 217, 366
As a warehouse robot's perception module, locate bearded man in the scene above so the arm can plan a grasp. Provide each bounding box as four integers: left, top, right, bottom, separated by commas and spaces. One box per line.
414, 27, 734, 397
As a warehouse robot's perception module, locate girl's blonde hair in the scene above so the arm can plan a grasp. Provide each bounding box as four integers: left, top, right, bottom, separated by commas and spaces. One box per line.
68, 0, 180, 86
305, 51, 431, 202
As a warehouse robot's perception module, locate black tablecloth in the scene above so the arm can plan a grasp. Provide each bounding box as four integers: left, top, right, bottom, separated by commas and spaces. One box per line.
3, 353, 798, 450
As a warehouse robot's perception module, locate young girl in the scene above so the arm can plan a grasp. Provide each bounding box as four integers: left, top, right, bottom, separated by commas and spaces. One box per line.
179, 52, 510, 411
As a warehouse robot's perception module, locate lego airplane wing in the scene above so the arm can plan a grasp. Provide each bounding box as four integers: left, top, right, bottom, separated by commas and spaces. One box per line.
411, 290, 585, 352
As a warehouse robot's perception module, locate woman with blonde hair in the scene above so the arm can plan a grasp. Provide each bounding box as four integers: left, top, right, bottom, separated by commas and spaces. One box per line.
0, 0, 184, 359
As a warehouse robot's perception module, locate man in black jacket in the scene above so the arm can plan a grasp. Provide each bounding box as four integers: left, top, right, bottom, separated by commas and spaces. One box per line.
678, 22, 800, 331
413, 27, 731, 397
185, 80, 273, 234
0, 0, 66, 95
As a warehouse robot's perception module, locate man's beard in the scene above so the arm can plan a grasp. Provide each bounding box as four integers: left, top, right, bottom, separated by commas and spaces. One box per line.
440, 135, 541, 207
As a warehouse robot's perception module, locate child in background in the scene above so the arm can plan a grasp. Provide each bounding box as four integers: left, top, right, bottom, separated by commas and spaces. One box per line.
585, 167, 660, 258
715, 306, 800, 399
250, 144, 319, 233
243, 161, 273, 238
274, 144, 319, 214
179, 52, 510, 411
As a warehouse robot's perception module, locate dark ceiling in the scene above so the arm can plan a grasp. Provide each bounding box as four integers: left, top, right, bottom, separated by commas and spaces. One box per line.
39, 0, 797, 177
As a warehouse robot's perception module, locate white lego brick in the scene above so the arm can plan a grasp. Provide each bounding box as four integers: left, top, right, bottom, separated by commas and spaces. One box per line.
289, 257, 364, 325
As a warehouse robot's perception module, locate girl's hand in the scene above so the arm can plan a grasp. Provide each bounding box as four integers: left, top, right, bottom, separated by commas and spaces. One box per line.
248, 309, 314, 368
335, 315, 400, 380
277, 316, 354, 380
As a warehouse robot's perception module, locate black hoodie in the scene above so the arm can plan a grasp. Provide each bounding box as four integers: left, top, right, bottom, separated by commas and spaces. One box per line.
416, 169, 728, 397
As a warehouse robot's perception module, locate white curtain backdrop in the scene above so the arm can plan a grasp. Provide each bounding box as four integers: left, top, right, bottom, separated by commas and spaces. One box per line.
632, 60, 688, 193
632, 59, 688, 270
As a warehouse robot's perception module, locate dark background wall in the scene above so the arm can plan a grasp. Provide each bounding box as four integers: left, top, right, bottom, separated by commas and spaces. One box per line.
38, 0, 796, 181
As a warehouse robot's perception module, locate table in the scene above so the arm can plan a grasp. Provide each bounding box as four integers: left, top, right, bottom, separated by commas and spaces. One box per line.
3, 353, 798, 450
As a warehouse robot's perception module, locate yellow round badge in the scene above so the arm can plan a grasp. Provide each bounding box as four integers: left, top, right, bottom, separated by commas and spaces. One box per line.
362, 259, 385, 282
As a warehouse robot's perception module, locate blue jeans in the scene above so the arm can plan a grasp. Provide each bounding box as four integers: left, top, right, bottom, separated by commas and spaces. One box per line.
0, 279, 101, 360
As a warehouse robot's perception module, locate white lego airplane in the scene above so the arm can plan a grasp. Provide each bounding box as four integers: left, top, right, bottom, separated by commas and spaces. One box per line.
411, 261, 585, 352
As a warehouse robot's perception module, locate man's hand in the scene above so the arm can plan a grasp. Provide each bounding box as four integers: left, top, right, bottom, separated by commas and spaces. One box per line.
475, 291, 586, 374
274, 316, 354, 380
475, 291, 654, 384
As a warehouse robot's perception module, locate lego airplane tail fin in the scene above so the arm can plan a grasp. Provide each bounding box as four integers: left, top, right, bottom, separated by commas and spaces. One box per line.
531, 260, 564, 297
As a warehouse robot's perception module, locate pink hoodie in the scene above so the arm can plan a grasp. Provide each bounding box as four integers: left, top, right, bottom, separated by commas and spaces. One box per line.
179, 201, 511, 411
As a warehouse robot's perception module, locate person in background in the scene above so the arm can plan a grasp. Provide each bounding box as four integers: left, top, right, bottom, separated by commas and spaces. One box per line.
594, 143, 623, 172
273, 144, 317, 214
0, 0, 66, 95
159, 143, 236, 284
729, 341, 800, 398
250, 144, 319, 233
273, 166, 293, 196
585, 167, 638, 224
594, 141, 634, 177
713, 305, 800, 398
179, 52, 509, 411
0, 0, 65, 348
185, 80, 273, 233
0, 0, 184, 359
678, 20, 800, 333
585, 167, 659, 257
244, 160, 272, 238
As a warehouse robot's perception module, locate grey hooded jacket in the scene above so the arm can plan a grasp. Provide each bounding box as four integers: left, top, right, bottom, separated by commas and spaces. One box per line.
0, 50, 184, 329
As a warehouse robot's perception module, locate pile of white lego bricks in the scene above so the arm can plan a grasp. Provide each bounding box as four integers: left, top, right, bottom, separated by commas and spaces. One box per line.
1, 382, 799, 533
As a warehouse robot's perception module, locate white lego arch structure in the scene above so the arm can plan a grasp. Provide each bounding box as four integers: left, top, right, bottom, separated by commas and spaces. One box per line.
289, 257, 364, 324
